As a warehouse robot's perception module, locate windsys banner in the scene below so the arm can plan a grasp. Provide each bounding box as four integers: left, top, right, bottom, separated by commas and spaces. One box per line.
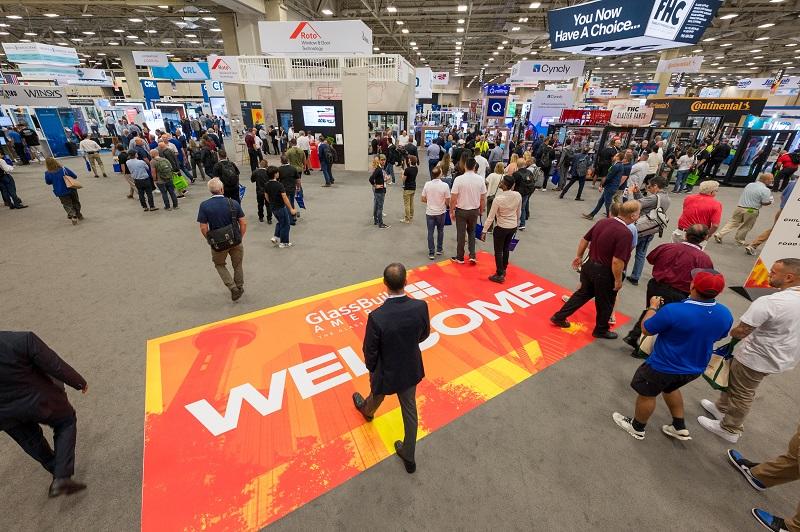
141, 254, 627, 531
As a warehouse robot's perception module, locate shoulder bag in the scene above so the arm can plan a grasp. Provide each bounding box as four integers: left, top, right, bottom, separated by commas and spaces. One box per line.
62, 168, 82, 190
206, 199, 242, 252
635, 193, 669, 238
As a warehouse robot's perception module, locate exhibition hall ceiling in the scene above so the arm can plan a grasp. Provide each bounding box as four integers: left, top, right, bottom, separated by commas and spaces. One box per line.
0, 0, 798, 89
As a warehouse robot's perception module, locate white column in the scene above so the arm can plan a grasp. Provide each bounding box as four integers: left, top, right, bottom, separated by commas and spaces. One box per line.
342, 67, 369, 172
119, 50, 144, 100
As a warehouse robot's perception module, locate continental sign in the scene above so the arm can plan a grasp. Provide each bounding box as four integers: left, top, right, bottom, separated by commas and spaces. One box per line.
689, 100, 751, 112
141, 252, 628, 531
646, 98, 767, 117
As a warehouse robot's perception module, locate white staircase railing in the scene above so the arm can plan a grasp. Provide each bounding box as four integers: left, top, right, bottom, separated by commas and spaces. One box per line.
236, 54, 412, 84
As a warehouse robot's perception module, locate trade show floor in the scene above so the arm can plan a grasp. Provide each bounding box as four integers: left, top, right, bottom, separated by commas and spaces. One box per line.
0, 154, 796, 531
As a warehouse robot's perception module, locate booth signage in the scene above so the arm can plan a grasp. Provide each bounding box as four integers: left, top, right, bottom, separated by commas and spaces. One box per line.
610, 104, 654, 126
548, 0, 722, 56
486, 98, 507, 117
665, 86, 687, 96
415, 67, 432, 99
132, 51, 168, 68
259, 20, 372, 55
18, 64, 78, 82
509, 60, 585, 82
586, 86, 619, 98
150, 62, 210, 81
431, 71, 450, 85
485, 84, 511, 96
630, 82, 660, 96
544, 82, 574, 91
0, 84, 69, 107
205, 80, 225, 97
736, 77, 775, 90
70, 68, 112, 87
648, 98, 768, 118
208, 55, 243, 83
140, 79, 160, 102
530, 90, 574, 127
656, 55, 704, 73
699, 87, 723, 98
2, 42, 79, 66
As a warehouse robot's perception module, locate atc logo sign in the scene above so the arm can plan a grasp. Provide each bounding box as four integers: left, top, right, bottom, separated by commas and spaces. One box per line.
290, 21, 321, 40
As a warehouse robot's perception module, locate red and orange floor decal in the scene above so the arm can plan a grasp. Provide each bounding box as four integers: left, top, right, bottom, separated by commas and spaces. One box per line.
142, 251, 628, 530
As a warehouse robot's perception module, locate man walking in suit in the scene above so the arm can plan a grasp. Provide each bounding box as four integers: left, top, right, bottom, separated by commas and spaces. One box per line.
352, 263, 431, 473
0, 331, 88, 497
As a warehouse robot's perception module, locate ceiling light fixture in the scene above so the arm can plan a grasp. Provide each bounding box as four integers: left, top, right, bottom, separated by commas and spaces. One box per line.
129, 18, 143, 22
758, 23, 775, 28
409, 41, 416, 46
755, 37, 769, 41
44, 13, 59, 18
82, 31, 95, 35
457, 5, 468, 11
202, 16, 217, 21
529, 2, 541, 8
321, 8, 334, 15
210, 28, 222, 32
387, 6, 397, 12
396, 20, 404, 25
456, 27, 464, 33
720, 42, 732, 47
511, 26, 520, 31
519, 17, 528, 22
6, 15, 22, 19
373, 46, 380, 50
719, 13, 738, 19
457, 19, 465, 24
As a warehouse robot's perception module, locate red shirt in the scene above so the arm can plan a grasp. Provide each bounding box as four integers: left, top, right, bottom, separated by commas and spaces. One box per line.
584, 217, 633, 266
244, 133, 255, 149
677, 193, 722, 230
647, 241, 714, 293
777, 153, 798, 171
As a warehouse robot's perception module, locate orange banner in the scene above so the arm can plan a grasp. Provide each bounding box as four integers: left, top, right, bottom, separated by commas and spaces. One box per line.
142, 252, 627, 531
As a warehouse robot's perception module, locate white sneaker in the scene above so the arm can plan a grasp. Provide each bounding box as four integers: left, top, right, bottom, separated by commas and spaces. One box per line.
612, 412, 645, 440
697, 416, 740, 443
713, 233, 722, 244
662, 424, 692, 441
609, 313, 617, 324
561, 294, 570, 303
279, 242, 294, 248
701, 399, 723, 420
745, 245, 757, 256
270, 236, 279, 245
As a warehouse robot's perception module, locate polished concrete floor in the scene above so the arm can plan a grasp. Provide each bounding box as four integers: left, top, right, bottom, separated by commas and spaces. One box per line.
0, 151, 797, 532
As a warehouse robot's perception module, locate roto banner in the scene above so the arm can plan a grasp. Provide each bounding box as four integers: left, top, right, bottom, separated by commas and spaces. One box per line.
743, 183, 800, 291
141, 255, 627, 531
548, 0, 721, 56
259, 20, 372, 55
208, 55, 243, 83
509, 60, 585, 82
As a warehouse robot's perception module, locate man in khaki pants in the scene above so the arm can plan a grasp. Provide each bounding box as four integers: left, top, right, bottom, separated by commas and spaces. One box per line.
713, 173, 773, 245
78, 134, 107, 178
698, 258, 800, 443
727, 425, 800, 532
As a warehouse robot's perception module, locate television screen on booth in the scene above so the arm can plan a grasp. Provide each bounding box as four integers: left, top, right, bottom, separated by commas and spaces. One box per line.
302, 105, 336, 127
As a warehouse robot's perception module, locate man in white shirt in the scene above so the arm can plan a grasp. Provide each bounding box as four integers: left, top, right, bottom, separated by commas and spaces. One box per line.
474, 151, 489, 178
645, 142, 663, 184
78, 134, 107, 178
104, 114, 117, 137
625, 152, 649, 200
698, 258, 800, 443
421, 166, 451, 260
296, 132, 311, 175
450, 158, 487, 264
714, 173, 774, 245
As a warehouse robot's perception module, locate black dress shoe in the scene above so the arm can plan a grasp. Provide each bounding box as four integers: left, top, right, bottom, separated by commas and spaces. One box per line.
623, 334, 639, 348
352, 392, 373, 421
49, 478, 87, 498
550, 316, 571, 328
394, 441, 416, 474
593, 331, 619, 339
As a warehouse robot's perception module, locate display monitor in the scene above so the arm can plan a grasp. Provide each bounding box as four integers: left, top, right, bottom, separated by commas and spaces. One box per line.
0, 116, 12, 127
302, 105, 336, 127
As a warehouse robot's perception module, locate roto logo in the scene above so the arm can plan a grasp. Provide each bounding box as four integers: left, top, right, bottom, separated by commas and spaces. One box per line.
290, 21, 321, 40
211, 57, 231, 72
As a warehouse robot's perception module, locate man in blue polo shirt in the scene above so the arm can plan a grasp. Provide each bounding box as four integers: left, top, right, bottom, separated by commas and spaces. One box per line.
613, 269, 733, 441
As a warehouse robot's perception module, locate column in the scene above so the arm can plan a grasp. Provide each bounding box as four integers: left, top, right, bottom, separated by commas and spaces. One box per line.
342, 67, 369, 172
119, 50, 144, 100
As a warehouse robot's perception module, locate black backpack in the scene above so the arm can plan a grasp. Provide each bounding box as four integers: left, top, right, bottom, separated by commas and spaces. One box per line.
790, 152, 800, 165
216, 160, 237, 183
572, 153, 589, 177
513, 168, 535, 197
324, 145, 336, 164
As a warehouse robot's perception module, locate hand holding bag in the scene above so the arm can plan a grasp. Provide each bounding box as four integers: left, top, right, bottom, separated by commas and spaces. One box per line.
703, 339, 739, 391
62, 168, 82, 190
475, 216, 484, 238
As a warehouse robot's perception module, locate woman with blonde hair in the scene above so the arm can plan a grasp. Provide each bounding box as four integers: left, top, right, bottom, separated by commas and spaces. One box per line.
44, 157, 83, 225
522, 150, 534, 169
505, 153, 520, 175
485, 161, 505, 220
438, 152, 453, 178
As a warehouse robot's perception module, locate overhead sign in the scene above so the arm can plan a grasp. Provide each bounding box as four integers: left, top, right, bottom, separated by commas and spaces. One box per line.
656, 55, 704, 73
415, 66, 432, 99
486, 97, 507, 117
586, 86, 619, 98
133, 51, 168, 68
699, 87, 723, 98
204, 80, 225, 97
140, 79, 160, 102
544, 82, 574, 91
610, 104, 654, 126
530, 90, 575, 127
630, 82, 660, 96
18, 64, 78, 82
736, 77, 774, 91
648, 97, 768, 118
0, 84, 69, 107
150, 62, 210, 81
2, 42, 79, 66
485, 83, 511, 96
70, 68, 112, 87
431, 71, 450, 85
141, 254, 624, 532
548, 0, 722, 56
509, 60, 585, 82
665, 85, 687, 96
259, 20, 372, 55
208, 55, 243, 83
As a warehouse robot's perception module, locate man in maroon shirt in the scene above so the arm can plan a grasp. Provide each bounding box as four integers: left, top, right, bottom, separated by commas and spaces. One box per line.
551, 200, 640, 339
623, 224, 715, 349
244, 128, 258, 172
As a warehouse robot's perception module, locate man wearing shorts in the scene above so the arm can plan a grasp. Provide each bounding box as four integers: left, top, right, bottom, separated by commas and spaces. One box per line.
613, 269, 733, 441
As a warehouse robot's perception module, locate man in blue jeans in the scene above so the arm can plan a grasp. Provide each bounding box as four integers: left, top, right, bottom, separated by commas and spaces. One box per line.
626, 177, 671, 286
318, 138, 335, 187
583, 152, 629, 220
265, 166, 297, 248
421, 166, 451, 259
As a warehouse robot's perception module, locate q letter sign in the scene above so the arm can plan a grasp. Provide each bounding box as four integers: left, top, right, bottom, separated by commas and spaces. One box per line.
548, 0, 722, 56
259, 20, 372, 55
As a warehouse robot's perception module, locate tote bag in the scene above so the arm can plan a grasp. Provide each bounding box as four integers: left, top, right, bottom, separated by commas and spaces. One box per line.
62, 168, 82, 190
703, 340, 738, 391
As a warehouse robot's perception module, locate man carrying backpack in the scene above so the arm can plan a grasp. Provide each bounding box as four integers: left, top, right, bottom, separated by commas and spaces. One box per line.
559, 146, 590, 201
626, 177, 671, 286
556, 139, 575, 192
318, 138, 335, 187
773, 149, 800, 192
212, 149, 241, 202
537, 139, 555, 191
513, 165, 536, 230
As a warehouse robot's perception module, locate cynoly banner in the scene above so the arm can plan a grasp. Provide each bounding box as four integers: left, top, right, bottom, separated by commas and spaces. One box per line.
509, 60, 585, 82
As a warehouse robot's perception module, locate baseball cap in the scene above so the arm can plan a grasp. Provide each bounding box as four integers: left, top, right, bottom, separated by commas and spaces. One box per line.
691, 268, 725, 298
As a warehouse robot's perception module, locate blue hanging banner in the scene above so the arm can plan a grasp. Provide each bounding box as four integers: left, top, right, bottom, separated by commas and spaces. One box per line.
150, 62, 210, 80
140, 79, 160, 102
486, 98, 507, 117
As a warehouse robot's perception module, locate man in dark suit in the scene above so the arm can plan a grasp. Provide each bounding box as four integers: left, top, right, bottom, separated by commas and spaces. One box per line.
0, 331, 88, 497
352, 263, 430, 473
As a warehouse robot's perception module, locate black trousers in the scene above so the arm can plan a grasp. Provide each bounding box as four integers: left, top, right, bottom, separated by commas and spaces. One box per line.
560, 174, 586, 199
492, 226, 515, 276
774, 168, 795, 192
135, 179, 155, 209
13, 143, 29, 164
702, 159, 723, 180
361, 385, 418, 462
625, 278, 689, 340
4, 411, 78, 478
256, 191, 272, 221
248, 149, 259, 172
552, 261, 617, 335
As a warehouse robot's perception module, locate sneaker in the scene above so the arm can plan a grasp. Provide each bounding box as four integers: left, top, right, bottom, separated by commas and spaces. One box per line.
662, 424, 692, 441
435, 251, 443, 255
469, 257, 477, 265
143, 207, 150, 212
751, 509, 789, 532
697, 416, 740, 443
581, 214, 594, 220
259, 217, 264, 222
428, 254, 435, 260
71, 217, 78, 226
165, 207, 172, 211
149, 207, 159, 211
231, 287, 243, 301
549, 316, 570, 328
612, 412, 645, 440
279, 242, 294, 248
608, 314, 617, 324
488, 274, 505, 283
450, 256, 464, 264
173, 206, 179, 210
626, 277, 639, 286
270, 236, 279, 246
713, 233, 722, 243
700, 399, 724, 420
518, 225, 526, 231
575, 198, 584, 201
378, 224, 391, 229
745, 245, 757, 256
727, 449, 766, 491
561, 294, 570, 303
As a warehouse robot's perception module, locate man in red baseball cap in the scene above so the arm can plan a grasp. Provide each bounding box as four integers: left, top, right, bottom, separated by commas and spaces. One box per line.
613, 268, 733, 441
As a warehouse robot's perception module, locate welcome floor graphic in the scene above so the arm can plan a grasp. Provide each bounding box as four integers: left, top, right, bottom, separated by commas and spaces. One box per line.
142, 252, 629, 531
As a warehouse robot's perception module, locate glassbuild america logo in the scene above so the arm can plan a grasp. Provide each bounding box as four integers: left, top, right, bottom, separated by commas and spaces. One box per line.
289, 21, 331, 51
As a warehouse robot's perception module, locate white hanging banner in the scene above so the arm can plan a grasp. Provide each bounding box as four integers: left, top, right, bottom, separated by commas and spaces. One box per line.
544, 82, 574, 91
205, 80, 225, 97
0, 84, 70, 107
415, 67, 432, 99
509, 60, 585, 82
529, 90, 574, 127
132, 51, 168, 68
656, 55, 704, 73
2, 42, 79, 66
18, 64, 78, 82
736, 78, 774, 91
208, 55, 242, 83
431, 71, 450, 85
665, 86, 687, 96
586, 86, 619, 98
70, 68, 113, 86
610, 104, 654, 126
258, 20, 372, 55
